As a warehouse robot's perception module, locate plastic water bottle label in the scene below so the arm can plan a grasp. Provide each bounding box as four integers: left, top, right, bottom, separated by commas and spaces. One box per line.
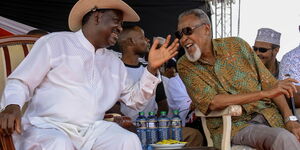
158, 119, 169, 127
137, 120, 147, 129
171, 119, 181, 128
148, 122, 157, 128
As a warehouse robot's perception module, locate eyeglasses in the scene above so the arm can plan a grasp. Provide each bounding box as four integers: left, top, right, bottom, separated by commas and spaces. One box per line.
175, 23, 206, 39
252, 46, 273, 53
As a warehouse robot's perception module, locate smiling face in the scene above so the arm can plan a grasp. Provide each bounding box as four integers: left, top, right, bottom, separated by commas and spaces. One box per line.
177, 14, 211, 62
83, 9, 124, 49
97, 10, 123, 47
254, 41, 278, 66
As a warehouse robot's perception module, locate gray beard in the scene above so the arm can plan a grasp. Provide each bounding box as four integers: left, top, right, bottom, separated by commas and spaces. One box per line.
184, 44, 202, 62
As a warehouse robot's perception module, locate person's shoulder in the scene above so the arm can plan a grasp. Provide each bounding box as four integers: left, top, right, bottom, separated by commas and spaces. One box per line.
177, 55, 188, 66
213, 36, 247, 44
283, 45, 300, 58
38, 31, 75, 42
169, 74, 180, 82
104, 49, 124, 65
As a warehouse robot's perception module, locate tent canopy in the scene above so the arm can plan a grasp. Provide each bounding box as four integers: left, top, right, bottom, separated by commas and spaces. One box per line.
0, 0, 211, 39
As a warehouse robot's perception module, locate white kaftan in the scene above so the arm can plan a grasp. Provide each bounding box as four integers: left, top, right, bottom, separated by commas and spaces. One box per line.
0, 30, 160, 150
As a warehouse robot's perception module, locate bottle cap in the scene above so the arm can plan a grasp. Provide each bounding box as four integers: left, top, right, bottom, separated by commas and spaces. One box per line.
160, 111, 167, 115
173, 110, 179, 115
149, 112, 155, 116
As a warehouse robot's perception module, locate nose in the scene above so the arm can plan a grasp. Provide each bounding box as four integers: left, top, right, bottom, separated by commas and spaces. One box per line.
179, 34, 188, 46
255, 50, 262, 55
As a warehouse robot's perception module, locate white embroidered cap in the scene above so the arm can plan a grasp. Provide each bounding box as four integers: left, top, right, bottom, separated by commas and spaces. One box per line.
255, 28, 281, 45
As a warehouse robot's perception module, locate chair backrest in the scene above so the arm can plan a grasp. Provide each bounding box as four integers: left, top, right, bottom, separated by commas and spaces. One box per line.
0, 35, 40, 97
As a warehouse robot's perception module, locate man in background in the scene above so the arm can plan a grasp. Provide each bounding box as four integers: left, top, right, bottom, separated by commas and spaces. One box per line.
254, 28, 281, 78
279, 25, 300, 107
117, 26, 158, 121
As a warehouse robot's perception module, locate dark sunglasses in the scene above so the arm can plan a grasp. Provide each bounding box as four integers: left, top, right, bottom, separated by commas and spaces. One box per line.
252, 46, 273, 53
175, 23, 206, 39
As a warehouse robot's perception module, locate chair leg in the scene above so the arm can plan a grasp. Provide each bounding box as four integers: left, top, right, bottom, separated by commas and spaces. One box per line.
222, 115, 232, 150
201, 117, 214, 147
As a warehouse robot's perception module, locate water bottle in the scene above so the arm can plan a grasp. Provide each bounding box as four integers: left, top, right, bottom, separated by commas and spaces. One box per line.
136, 112, 147, 150
147, 112, 158, 145
158, 111, 170, 141
171, 110, 182, 141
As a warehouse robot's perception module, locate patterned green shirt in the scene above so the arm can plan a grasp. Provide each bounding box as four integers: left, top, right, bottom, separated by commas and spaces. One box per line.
177, 37, 284, 149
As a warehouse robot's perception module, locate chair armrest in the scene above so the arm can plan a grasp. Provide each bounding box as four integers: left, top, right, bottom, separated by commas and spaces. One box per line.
104, 113, 134, 128
0, 134, 15, 150
195, 105, 242, 117
195, 105, 243, 150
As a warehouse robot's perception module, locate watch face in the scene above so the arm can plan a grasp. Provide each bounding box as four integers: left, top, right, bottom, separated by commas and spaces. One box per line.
290, 116, 298, 121
285, 116, 299, 123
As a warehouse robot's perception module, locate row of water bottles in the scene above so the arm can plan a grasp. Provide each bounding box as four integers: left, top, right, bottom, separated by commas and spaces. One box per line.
136, 110, 182, 150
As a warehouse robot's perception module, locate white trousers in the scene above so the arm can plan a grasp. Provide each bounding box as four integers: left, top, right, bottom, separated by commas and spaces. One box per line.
13, 123, 142, 150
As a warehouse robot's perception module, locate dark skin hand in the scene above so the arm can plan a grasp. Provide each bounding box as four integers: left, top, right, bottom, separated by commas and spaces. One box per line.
0, 104, 22, 135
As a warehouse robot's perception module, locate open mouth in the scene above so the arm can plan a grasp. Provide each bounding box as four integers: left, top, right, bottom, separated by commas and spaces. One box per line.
258, 55, 265, 60
185, 43, 193, 49
111, 28, 120, 40
111, 32, 118, 40
184, 43, 195, 53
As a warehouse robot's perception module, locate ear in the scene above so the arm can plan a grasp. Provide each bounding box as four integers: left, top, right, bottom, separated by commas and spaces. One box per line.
94, 11, 103, 25
273, 47, 279, 54
204, 24, 211, 36
128, 37, 136, 46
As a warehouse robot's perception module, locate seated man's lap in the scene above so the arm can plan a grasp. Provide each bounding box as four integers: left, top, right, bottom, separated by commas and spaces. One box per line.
92, 123, 141, 150
13, 126, 74, 150
232, 115, 300, 150
12, 123, 141, 150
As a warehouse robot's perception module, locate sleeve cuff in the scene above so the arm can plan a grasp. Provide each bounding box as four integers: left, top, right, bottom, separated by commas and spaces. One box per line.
1, 79, 28, 110
140, 68, 161, 93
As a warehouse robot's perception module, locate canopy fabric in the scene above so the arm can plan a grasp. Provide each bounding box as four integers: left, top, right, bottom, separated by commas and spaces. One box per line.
0, 0, 211, 37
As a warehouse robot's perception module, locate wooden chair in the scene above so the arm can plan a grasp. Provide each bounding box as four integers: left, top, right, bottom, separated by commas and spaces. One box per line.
195, 105, 256, 150
0, 34, 41, 150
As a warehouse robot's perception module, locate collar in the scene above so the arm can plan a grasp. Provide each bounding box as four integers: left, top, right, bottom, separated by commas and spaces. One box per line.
124, 62, 147, 68
198, 39, 218, 65
75, 29, 96, 53
273, 59, 280, 79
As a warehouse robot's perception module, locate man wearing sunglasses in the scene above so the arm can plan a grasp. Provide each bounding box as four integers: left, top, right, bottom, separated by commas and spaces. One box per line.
254, 28, 281, 79
176, 8, 300, 150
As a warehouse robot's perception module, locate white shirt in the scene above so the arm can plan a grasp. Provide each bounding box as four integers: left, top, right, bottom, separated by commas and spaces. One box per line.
279, 44, 300, 85
0, 30, 160, 148
167, 74, 192, 126
120, 63, 158, 121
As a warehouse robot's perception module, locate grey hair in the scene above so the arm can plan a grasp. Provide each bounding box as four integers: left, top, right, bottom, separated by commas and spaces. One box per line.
178, 9, 211, 25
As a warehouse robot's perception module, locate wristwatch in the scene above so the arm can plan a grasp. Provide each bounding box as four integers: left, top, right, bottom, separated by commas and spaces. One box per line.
284, 116, 298, 123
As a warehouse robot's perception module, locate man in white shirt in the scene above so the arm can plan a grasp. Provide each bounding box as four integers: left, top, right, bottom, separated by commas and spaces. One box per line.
166, 61, 192, 126
0, 0, 179, 149
118, 26, 158, 121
